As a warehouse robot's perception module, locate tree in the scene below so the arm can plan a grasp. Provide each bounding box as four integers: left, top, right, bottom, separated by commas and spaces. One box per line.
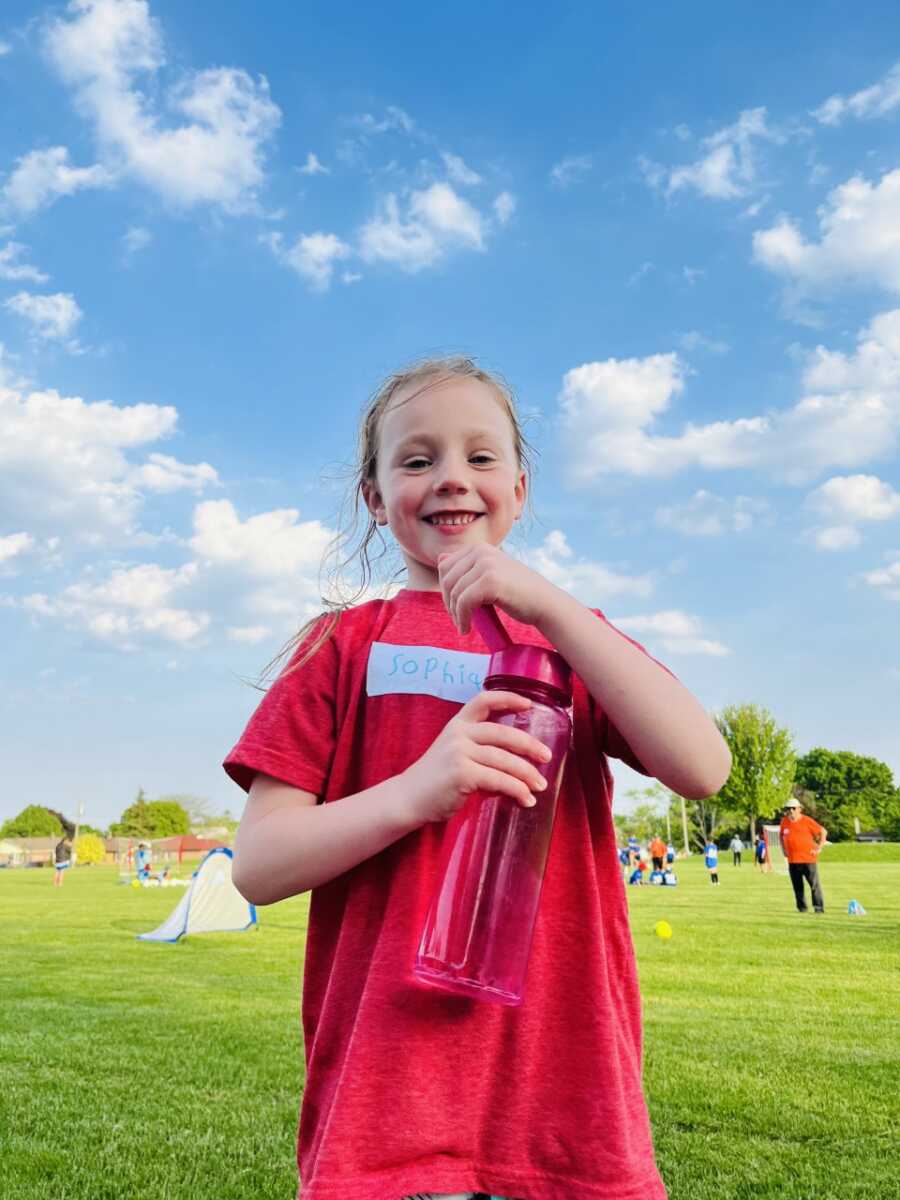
1, 805, 65, 838
794, 749, 897, 841
74, 833, 105, 866
109, 790, 190, 839
713, 704, 797, 841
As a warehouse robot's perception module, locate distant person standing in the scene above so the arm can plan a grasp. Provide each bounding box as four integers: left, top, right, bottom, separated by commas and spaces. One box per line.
665, 842, 676, 865
135, 841, 151, 880
649, 835, 666, 872
779, 799, 827, 913
754, 833, 770, 873
53, 836, 73, 887
705, 839, 719, 885
729, 834, 744, 866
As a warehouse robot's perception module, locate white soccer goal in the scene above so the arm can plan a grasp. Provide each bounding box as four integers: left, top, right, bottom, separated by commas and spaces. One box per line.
137, 847, 257, 942
762, 825, 788, 875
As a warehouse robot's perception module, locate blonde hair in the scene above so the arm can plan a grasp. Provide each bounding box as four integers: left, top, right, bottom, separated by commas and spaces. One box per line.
256, 355, 536, 686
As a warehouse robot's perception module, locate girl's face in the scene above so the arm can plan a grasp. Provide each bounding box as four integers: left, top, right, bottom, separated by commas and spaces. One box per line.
364, 375, 526, 590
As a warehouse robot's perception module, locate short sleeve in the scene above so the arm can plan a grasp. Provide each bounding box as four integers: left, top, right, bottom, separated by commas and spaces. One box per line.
588, 609, 677, 776
223, 617, 339, 797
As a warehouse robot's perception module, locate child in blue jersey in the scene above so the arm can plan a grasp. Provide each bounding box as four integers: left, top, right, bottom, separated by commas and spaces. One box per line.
705, 839, 719, 884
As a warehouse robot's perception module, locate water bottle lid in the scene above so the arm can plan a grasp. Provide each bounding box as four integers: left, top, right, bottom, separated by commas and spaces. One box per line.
485, 644, 572, 702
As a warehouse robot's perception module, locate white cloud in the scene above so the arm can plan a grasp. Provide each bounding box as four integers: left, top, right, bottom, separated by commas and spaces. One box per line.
226, 624, 270, 643
493, 191, 516, 225
650, 107, 784, 200
42, 0, 281, 214
22, 561, 210, 649
263, 230, 352, 291
656, 490, 773, 536
808, 474, 900, 522
753, 168, 900, 298
550, 154, 592, 188
558, 309, 900, 486
518, 529, 656, 604
298, 152, 328, 175
359, 183, 485, 272
813, 61, 900, 125
0, 40, 11, 56
610, 609, 731, 657
127, 452, 219, 493
0, 241, 49, 283
0, 377, 216, 542
4, 291, 83, 343
561, 309, 900, 487
0, 532, 34, 564
678, 331, 730, 355
354, 107, 414, 135
813, 524, 861, 551
121, 225, 151, 257
190, 499, 331, 580
2, 146, 112, 215
861, 554, 900, 602
441, 152, 481, 186
627, 262, 653, 287
806, 474, 900, 551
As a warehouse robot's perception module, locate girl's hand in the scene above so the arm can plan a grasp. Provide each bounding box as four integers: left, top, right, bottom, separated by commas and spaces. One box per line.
400, 689, 553, 824
437, 544, 559, 634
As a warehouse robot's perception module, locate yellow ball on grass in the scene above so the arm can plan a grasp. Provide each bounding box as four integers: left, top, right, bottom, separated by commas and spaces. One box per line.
654, 920, 672, 940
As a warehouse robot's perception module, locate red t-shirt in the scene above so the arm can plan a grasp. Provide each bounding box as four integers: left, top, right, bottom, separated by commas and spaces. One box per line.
224, 590, 668, 1200
779, 814, 826, 863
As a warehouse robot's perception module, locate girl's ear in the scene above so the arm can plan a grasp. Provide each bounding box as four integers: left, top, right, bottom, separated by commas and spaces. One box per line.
513, 469, 527, 520
362, 481, 388, 526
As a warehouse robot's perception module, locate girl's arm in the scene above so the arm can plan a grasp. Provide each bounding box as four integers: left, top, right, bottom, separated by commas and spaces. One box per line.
536, 589, 731, 800
437, 546, 731, 801
233, 690, 553, 904
232, 773, 424, 905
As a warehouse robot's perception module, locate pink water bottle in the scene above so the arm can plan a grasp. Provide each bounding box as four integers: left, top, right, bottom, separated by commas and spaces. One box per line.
412, 605, 572, 1006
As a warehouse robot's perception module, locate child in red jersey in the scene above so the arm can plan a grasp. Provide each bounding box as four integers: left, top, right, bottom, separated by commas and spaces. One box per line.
224, 357, 731, 1200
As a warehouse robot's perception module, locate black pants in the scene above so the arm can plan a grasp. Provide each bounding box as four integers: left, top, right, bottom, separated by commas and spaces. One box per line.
652, 856, 664, 870
789, 862, 824, 912
733, 851, 741, 865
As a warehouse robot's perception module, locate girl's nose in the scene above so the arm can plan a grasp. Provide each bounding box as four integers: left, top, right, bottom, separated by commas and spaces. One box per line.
433, 460, 470, 494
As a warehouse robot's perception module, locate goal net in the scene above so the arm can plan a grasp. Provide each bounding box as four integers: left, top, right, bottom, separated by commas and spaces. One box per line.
762, 825, 788, 875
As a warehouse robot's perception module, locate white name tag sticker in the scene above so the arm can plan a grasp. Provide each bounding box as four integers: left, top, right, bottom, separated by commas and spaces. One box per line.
366, 641, 489, 704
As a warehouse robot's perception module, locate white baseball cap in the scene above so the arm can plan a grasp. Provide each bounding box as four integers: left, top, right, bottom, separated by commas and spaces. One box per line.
784, 799, 800, 808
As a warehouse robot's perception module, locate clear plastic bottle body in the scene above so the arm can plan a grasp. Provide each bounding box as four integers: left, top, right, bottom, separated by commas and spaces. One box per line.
412, 681, 572, 1006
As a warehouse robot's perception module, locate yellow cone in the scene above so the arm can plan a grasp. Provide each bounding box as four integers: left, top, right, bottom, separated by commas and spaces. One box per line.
654, 920, 672, 940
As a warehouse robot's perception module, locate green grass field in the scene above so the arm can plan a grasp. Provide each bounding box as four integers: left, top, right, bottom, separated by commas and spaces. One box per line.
1, 848, 898, 1200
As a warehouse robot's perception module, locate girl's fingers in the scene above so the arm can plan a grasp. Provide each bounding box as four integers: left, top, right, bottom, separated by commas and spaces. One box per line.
470, 763, 540, 807
470, 743, 548, 795
468, 719, 552, 765
458, 689, 531, 723
453, 576, 489, 634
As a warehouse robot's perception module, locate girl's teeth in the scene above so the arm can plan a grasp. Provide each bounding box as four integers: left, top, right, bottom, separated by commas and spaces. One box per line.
431, 514, 477, 525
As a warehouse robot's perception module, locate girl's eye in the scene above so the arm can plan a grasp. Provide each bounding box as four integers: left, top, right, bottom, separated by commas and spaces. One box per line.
470, 454, 496, 465
403, 457, 430, 469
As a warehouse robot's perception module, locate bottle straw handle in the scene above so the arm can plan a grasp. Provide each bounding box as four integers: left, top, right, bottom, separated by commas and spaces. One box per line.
471, 604, 511, 652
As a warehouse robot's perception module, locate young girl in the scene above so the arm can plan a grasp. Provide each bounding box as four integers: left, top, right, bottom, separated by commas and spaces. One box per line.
224, 357, 731, 1200
705, 838, 720, 884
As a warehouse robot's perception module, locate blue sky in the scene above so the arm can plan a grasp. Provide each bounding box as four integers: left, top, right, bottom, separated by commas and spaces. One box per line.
1, 0, 899, 830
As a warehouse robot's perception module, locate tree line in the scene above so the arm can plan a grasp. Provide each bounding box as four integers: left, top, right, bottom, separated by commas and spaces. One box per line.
0, 790, 238, 841
616, 703, 899, 847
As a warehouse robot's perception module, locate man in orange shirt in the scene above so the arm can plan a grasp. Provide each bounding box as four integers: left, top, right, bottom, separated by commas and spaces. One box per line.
779, 798, 827, 913
648, 835, 666, 871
